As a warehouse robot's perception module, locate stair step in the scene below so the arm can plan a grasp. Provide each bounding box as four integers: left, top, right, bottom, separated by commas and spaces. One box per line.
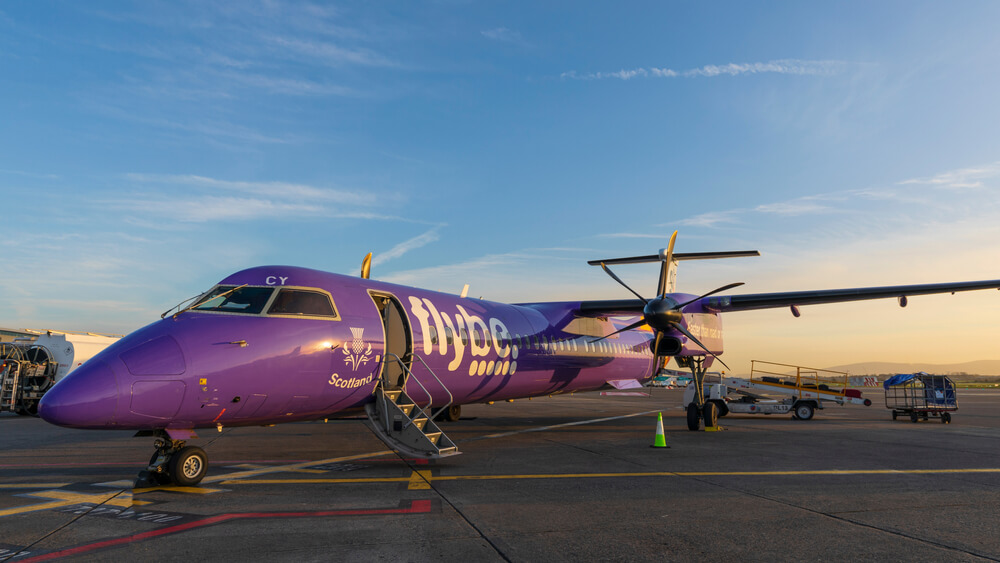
362, 360, 461, 460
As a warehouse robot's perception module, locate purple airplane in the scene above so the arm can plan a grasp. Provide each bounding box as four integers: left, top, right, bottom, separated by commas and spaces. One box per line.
38, 233, 1000, 486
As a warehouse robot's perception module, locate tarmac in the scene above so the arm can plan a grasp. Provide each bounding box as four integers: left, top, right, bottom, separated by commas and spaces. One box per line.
2, 387, 999, 562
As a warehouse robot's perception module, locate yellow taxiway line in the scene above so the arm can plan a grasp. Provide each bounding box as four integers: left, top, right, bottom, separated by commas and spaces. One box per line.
223, 467, 1000, 486
0, 488, 147, 518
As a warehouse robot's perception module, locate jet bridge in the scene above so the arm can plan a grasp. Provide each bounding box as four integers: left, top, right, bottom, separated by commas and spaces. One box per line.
683, 360, 872, 422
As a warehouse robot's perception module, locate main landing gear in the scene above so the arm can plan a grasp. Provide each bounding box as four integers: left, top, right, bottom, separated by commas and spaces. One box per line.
680, 356, 722, 431
135, 434, 208, 487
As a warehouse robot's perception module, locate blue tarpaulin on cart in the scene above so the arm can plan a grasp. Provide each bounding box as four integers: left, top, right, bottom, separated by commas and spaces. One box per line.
883, 373, 918, 389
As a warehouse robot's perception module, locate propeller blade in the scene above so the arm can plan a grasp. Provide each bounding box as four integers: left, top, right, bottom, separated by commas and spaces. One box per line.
589, 318, 648, 343
600, 262, 648, 304
651, 331, 663, 358
672, 322, 730, 371
657, 230, 678, 298
675, 282, 746, 309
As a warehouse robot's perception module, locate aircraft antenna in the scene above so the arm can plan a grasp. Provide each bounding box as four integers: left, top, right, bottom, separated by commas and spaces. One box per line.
361, 252, 372, 279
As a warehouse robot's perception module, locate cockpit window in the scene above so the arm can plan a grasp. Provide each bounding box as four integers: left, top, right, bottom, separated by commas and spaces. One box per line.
267, 288, 338, 318
192, 286, 274, 315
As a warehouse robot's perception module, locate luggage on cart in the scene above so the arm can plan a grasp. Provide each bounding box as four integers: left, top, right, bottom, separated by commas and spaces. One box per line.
883, 372, 957, 424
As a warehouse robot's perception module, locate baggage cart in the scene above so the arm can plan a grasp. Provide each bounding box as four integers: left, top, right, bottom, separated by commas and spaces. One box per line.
883, 372, 957, 424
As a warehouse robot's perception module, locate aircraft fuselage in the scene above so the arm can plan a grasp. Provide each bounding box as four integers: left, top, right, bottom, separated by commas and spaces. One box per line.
40, 266, 692, 432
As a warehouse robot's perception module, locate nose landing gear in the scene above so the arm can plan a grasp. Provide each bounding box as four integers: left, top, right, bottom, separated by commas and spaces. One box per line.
135, 434, 208, 487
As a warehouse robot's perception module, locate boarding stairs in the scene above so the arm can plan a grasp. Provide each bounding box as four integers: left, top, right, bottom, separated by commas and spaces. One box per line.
364, 354, 460, 459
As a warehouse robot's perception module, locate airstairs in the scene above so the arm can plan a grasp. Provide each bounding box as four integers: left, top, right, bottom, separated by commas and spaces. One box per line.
364, 354, 460, 459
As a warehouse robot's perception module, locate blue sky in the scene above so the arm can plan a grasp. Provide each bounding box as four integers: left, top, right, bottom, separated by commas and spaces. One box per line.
3, 1, 1000, 371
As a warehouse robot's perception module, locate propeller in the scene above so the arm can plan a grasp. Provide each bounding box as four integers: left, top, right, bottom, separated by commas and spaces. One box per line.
592, 231, 743, 370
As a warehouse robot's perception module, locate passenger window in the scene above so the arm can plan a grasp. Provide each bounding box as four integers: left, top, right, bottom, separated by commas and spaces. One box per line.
429, 326, 438, 345
461, 329, 469, 346
445, 327, 454, 345
267, 289, 337, 317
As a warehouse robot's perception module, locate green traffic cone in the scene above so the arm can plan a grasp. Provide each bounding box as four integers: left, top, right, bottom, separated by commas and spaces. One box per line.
651, 412, 669, 448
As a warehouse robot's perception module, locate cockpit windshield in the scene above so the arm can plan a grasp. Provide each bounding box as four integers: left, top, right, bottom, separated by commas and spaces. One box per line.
191, 285, 274, 315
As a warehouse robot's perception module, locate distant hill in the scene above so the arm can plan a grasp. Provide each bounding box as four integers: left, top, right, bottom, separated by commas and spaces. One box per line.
823, 360, 1000, 377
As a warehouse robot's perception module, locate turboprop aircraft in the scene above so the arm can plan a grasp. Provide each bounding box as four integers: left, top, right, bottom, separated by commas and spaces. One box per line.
38, 232, 1000, 486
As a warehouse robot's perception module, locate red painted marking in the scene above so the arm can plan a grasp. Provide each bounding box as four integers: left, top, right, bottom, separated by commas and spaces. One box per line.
18, 500, 432, 562
414, 458, 429, 466
0, 460, 310, 468
212, 408, 227, 422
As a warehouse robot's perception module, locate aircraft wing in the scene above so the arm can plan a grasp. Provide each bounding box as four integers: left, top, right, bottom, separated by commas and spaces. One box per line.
701, 279, 1000, 312
574, 279, 1000, 316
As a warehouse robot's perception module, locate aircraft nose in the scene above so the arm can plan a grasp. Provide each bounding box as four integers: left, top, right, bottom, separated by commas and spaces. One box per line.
39, 360, 119, 428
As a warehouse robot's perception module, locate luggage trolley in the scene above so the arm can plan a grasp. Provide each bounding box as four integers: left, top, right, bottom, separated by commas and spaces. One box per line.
883, 372, 957, 424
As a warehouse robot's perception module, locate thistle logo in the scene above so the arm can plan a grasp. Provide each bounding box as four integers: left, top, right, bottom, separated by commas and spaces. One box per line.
343, 327, 372, 371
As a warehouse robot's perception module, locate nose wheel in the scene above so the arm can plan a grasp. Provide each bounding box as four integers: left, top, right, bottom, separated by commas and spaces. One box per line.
135, 437, 209, 487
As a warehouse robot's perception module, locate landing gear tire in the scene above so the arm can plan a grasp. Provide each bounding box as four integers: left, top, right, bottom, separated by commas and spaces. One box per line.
686, 403, 701, 431
794, 402, 814, 421
702, 402, 718, 428
440, 405, 462, 422
168, 446, 208, 486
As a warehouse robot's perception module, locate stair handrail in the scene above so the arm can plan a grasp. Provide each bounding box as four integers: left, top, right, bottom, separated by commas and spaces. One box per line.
381, 353, 454, 430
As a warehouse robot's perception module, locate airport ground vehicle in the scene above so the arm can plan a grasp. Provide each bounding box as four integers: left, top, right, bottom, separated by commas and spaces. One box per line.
683, 360, 872, 429
884, 372, 957, 423
0, 332, 120, 415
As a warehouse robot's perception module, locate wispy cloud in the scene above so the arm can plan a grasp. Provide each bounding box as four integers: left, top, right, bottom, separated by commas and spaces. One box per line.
562, 59, 848, 81
675, 210, 744, 228
598, 232, 678, 239
898, 161, 1000, 190
481, 27, 529, 47
372, 228, 442, 266
124, 173, 378, 206
264, 35, 396, 68
104, 173, 411, 224
110, 195, 404, 223
217, 70, 357, 97
381, 252, 531, 286
754, 201, 830, 215
0, 168, 60, 180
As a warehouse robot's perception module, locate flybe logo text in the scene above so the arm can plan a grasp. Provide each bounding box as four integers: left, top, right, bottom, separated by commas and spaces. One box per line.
408, 297, 514, 372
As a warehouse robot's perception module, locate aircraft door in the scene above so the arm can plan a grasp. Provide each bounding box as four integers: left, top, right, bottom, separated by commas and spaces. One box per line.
369, 293, 412, 389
